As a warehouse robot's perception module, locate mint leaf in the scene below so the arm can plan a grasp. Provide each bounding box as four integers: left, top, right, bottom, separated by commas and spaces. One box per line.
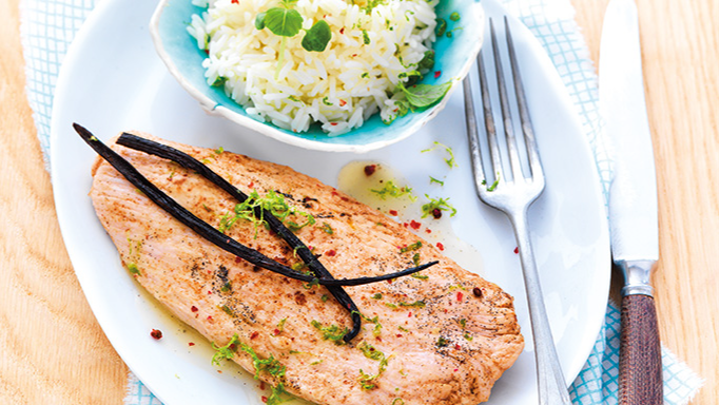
301, 20, 332, 52
255, 11, 266, 30
398, 81, 452, 108
418, 50, 435, 71
264, 7, 303, 37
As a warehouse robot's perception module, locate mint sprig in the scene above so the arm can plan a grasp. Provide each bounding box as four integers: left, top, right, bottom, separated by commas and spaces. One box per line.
264, 7, 303, 37
255, 0, 332, 53
397, 80, 452, 108
302, 20, 332, 52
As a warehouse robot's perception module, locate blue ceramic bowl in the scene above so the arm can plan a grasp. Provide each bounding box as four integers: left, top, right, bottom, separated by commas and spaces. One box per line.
150, 0, 484, 153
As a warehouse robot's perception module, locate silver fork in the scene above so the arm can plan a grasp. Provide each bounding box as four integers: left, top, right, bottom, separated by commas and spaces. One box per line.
463, 17, 571, 405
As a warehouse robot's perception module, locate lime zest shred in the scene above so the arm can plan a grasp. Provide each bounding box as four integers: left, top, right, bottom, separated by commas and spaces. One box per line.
398, 300, 426, 308
320, 222, 334, 235
218, 190, 315, 236
370, 180, 416, 201
429, 176, 445, 186
358, 342, 389, 390
238, 341, 290, 405
127, 263, 141, 275
310, 320, 348, 344
352, 310, 382, 337
399, 241, 422, 253
211, 333, 242, 366
421, 195, 457, 218
421, 141, 457, 168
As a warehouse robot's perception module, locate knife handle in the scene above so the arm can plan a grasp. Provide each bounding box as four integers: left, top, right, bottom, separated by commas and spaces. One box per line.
619, 293, 663, 405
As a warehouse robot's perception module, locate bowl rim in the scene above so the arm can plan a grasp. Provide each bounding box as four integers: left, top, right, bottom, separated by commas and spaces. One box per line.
149, 0, 484, 153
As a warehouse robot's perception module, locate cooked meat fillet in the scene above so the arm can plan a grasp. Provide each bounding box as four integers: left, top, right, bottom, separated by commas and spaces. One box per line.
89, 133, 524, 405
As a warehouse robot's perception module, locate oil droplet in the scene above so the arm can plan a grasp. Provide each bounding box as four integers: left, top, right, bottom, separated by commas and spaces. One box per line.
337, 161, 416, 213
338, 160, 484, 276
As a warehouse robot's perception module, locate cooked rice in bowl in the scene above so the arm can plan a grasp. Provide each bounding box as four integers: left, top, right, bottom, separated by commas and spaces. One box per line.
188, 0, 439, 135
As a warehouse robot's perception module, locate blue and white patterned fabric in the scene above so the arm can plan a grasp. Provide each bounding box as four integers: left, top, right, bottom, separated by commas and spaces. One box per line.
20, 0, 702, 403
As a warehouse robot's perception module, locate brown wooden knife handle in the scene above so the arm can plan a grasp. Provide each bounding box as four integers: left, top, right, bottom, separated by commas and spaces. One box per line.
619, 294, 663, 405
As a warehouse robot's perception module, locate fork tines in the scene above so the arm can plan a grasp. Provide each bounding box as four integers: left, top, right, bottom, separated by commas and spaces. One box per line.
464, 17, 544, 202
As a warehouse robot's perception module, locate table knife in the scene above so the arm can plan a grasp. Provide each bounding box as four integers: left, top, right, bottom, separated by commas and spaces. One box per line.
599, 0, 663, 404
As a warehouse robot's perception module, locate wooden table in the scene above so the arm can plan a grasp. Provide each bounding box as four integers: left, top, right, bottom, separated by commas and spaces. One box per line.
0, 0, 716, 403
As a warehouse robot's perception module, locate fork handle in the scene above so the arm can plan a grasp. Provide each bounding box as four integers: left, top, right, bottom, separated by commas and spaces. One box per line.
511, 211, 572, 405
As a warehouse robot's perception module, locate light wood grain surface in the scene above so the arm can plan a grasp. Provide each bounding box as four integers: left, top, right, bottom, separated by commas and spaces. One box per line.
0, 0, 716, 403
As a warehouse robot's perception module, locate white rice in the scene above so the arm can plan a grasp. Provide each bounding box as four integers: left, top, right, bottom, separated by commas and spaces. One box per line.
188, 0, 438, 135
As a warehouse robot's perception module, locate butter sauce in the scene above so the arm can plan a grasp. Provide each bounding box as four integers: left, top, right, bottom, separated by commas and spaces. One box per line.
337, 161, 484, 276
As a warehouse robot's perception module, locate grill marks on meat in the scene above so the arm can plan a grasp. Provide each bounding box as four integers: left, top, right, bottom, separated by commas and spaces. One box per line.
89, 133, 524, 405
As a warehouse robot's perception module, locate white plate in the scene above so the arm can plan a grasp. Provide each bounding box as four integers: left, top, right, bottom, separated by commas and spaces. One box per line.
50, 0, 610, 404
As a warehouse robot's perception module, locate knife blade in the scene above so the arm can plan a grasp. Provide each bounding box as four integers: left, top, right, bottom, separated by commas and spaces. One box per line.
599, 0, 663, 404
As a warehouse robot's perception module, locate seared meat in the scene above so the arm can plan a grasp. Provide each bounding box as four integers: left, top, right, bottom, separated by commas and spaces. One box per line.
89, 133, 524, 405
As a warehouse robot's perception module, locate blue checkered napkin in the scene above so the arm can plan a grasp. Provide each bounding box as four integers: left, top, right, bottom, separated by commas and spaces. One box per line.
20, 0, 702, 403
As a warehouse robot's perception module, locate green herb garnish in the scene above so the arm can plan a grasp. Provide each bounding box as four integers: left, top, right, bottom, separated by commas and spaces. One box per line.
256, 0, 332, 52
358, 342, 389, 390
436, 336, 449, 347
311, 320, 348, 344
254, 0, 332, 78
449, 12, 460, 21
219, 190, 315, 237
127, 263, 140, 275
381, 99, 410, 125
398, 70, 422, 80
238, 342, 289, 405
396, 80, 452, 109
262, 1, 303, 37
436, 18, 447, 36
353, 311, 382, 337
412, 253, 420, 266
418, 50, 435, 71
482, 177, 500, 192
303, 277, 319, 289
301, 20, 332, 52
370, 180, 416, 200
362, 29, 371, 45
421, 195, 457, 218
371, 293, 383, 299
320, 222, 334, 235
399, 241, 422, 253
363, 0, 385, 14
254, 11, 267, 29
421, 141, 457, 167
398, 300, 426, 308
221, 305, 233, 315
429, 176, 444, 186
211, 333, 241, 366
